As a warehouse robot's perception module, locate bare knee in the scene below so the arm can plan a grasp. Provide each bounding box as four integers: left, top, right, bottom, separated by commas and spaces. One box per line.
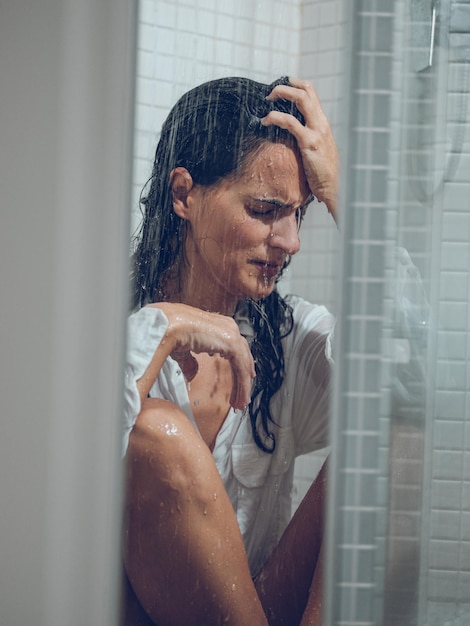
133, 397, 198, 450
124, 398, 213, 512
136, 397, 200, 448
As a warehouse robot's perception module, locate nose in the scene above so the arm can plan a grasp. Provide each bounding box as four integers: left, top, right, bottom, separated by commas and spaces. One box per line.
269, 212, 301, 256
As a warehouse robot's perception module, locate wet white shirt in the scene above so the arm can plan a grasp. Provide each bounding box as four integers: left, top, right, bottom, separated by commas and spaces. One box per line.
123, 295, 334, 577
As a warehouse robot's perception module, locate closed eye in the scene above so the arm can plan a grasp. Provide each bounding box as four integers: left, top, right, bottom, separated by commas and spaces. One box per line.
245, 200, 282, 218
245, 197, 311, 230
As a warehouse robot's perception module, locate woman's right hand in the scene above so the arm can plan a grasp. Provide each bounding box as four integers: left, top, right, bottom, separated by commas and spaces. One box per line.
138, 302, 256, 411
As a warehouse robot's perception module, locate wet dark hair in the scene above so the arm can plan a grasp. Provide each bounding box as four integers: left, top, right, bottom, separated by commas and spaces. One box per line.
131, 76, 306, 453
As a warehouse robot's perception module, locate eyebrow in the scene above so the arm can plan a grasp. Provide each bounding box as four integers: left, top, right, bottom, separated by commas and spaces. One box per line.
251, 196, 314, 211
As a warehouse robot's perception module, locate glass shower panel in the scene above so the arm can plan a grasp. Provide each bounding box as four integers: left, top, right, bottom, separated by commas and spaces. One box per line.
327, 0, 469, 625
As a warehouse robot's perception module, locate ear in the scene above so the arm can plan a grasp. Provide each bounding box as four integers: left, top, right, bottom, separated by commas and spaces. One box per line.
169, 167, 194, 219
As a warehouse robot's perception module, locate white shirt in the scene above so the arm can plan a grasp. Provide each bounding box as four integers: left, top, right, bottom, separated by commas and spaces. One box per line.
123, 295, 334, 576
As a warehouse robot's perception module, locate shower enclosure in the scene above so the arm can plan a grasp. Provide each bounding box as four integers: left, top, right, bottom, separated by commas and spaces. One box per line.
132, 0, 470, 623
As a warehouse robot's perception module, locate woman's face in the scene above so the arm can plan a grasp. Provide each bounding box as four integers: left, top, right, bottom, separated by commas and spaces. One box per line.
181, 141, 311, 312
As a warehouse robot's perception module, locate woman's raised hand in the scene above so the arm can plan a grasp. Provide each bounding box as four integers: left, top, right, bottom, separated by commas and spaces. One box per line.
141, 303, 256, 411
261, 78, 339, 223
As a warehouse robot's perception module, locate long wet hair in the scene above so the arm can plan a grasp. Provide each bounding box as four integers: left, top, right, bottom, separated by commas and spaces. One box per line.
131, 76, 306, 453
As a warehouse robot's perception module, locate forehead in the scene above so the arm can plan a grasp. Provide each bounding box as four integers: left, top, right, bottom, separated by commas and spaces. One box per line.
235, 142, 310, 201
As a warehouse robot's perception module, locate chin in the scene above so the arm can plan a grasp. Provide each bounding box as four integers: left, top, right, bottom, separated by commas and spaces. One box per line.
243, 281, 276, 302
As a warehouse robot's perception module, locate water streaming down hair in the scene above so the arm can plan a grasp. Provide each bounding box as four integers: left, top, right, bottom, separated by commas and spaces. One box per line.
131, 76, 306, 453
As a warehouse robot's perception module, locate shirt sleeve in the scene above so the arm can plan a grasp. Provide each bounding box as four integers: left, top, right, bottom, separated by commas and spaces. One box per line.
285, 298, 335, 456
122, 306, 169, 456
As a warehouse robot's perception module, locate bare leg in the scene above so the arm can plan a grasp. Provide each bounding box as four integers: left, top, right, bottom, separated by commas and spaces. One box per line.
255, 461, 327, 626
299, 543, 324, 626
120, 568, 154, 626
121, 398, 268, 626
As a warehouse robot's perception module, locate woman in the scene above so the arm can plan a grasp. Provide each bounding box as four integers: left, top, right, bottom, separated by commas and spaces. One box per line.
121, 76, 338, 626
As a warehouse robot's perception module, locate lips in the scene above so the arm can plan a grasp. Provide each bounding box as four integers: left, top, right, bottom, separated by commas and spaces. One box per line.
250, 260, 282, 279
